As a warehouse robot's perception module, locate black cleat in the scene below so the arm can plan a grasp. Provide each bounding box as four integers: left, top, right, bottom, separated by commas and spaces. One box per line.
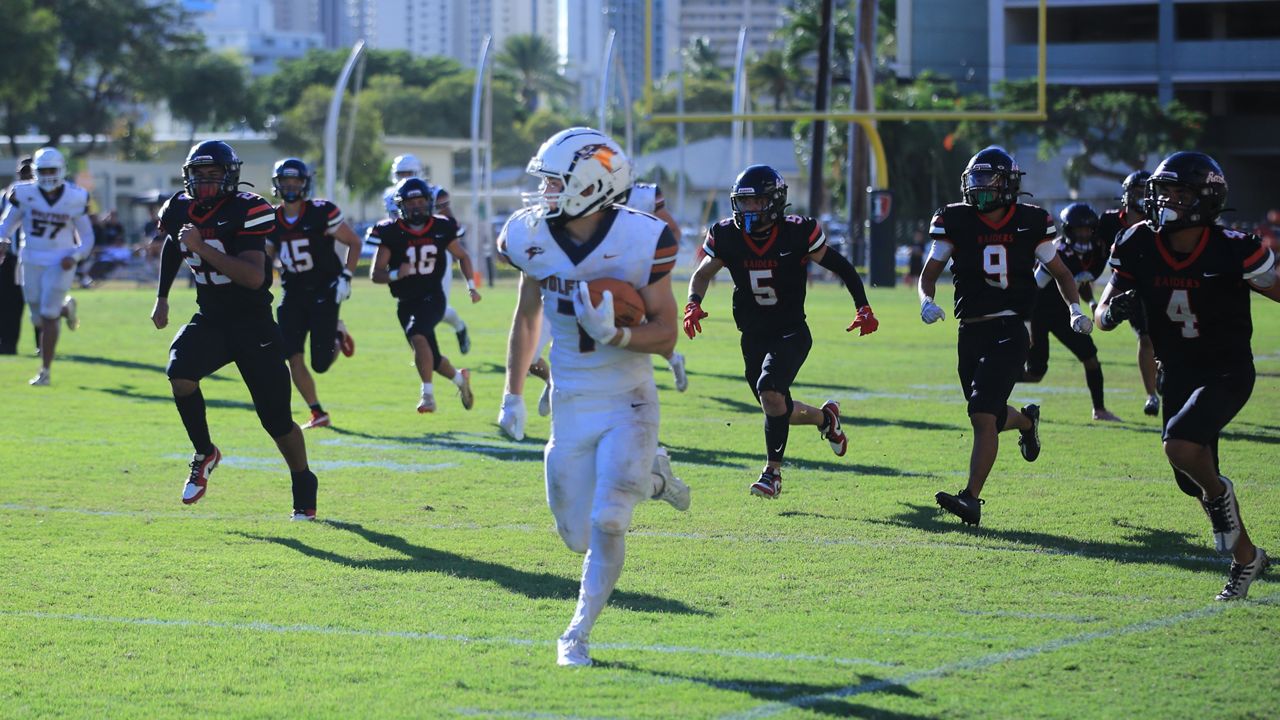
1018, 404, 1041, 462
936, 489, 984, 526
1143, 394, 1159, 416
456, 326, 471, 354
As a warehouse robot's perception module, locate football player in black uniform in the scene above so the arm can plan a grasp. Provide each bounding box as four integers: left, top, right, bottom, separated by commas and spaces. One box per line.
1096, 151, 1278, 600
1022, 202, 1121, 421
368, 177, 480, 413
150, 141, 320, 520
684, 164, 878, 498
0, 156, 32, 354
265, 158, 363, 430
1097, 170, 1161, 416
920, 147, 1093, 526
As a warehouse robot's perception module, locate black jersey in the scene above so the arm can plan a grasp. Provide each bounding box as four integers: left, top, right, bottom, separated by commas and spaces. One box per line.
702, 214, 827, 334
929, 202, 1056, 320
266, 199, 345, 291
1109, 223, 1275, 371
366, 214, 461, 300
158, 190, 276, 320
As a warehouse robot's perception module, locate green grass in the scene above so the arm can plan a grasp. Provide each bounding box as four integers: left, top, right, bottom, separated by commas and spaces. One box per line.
2, 276, 1279, 719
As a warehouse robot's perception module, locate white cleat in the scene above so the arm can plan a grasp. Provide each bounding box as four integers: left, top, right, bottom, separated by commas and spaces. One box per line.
651, 447, 691, 511
1202, 477, 1243, 554
29, 369, 50, 386
556, 635, 592, 667
1217, 547, 1269, 601
62, 296, 78, 331
538, 382, 552, 417
290, 510, 317, 522
668, 352, 688, 392
417, 393, 436, 414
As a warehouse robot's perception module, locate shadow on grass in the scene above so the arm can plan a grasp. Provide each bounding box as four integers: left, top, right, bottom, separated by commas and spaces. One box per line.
684, 367, 873, 398
872, 502, 1222, 571
603, 662, 931, 719
86, 383, 256, 410
62, 353, 233, 381
1051, 416, 1280, 446
234, 520, 709, 616
327, 426, 548, 461
658, 439, 927, 478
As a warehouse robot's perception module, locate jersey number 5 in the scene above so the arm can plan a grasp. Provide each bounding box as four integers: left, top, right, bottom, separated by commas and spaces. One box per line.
280, 238, 314, 273
1166, 289, 1199, 338
982, 245, 1009, 289
749, 269, 778, 305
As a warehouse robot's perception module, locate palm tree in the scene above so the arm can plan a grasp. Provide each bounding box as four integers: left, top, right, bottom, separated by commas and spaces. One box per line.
749, 49, 798, 112
775, 0, 855, 77
495, 34, 573, 112
685, 36, 727, 81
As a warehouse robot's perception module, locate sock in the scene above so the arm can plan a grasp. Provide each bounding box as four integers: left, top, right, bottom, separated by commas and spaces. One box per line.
308, 403, 324, 414
1085, 365, 1105, 410
764, 411, 790, 463
450, 372, 466, 388
443, 306, 463, 331
291, 469, 318, 511
421, 382, 433, 397
563, 527, 625, 642
174, 390, 214, 456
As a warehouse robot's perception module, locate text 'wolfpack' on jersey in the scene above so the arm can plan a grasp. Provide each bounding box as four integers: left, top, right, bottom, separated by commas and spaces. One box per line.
498, 206, 677, 394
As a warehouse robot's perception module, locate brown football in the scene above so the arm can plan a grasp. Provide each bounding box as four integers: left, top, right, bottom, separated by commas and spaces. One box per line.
587, 277, 646, 327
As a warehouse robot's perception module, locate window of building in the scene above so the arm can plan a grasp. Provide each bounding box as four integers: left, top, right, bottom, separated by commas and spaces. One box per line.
1007, 5, 1158, 44
1176, 2, 1280, 40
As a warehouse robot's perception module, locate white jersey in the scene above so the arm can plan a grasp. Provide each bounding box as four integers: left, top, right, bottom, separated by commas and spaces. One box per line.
499, 206, 676, 395
0, 181, 95, 266
627, 183, 660, 214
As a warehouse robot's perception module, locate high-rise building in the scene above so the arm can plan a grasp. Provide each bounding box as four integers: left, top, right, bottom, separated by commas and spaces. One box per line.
196, 0, 325, 76
677, 0, 788, 69
567, 0, 678, 114
349, 0, 557, 66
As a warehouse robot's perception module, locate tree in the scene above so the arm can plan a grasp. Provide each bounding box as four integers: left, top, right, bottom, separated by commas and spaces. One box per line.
495, 34, 573, 112
685, 37, 728, 81
636, 77, 735, 153
253, 48, 463, 118
163, 51, 260, 142
775, 0, 855, 81
749, 49, 801, 112
273, 85, 386, 200
0, 0, 59, 156
414, 72, 525, 166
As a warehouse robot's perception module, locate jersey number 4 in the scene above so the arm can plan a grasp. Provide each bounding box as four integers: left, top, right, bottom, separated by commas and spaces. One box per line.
1166, 289, 1199, 338
983, 245, 1009, 289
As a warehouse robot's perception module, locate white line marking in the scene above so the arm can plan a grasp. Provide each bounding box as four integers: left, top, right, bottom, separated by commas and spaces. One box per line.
0, 610, 897, 668
956, 609, 1101, 623
0, 504, 1225, 567
453, 710, 617, 720
719, 597, 1267, 720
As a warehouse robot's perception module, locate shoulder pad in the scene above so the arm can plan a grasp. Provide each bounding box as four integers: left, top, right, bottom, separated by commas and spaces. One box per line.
1115, 221, 1152, 248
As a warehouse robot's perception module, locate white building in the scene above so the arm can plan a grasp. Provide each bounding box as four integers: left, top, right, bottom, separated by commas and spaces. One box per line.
678, 0, 788, 68
196, 0, 325, 76
352, 0, 557, 67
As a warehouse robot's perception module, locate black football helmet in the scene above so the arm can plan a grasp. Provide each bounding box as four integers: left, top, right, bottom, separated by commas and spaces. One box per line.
1145, 152, 1227, 231
730, 165, 788, 233
1120, 170, 1149, 215
962, 146, 1024, 213
394, 177, 434, 224
271, 158, 312, 203
1059, 202, 1099, 254
16, 155, 32, 181
183, 140, 242, 202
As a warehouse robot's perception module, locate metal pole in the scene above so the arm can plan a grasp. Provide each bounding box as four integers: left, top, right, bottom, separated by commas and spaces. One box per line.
615, 52, 634, 158
808, 0, 833, 216
730, 26, 747, 176
676, 52, 686, 224
598, 30, 617, 130
470, 35, 492, 273
323, 39, 366, 201
483, 54, 494, 271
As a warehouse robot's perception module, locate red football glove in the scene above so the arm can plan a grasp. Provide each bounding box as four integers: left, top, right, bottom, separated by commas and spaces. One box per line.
683, 301, 709, 339
847, 305, 879, 336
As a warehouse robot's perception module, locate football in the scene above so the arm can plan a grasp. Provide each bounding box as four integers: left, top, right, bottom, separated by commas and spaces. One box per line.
587, 277, 646, 327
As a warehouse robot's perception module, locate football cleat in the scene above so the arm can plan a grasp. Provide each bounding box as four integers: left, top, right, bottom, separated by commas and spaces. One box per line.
538, 382, 551, 417
303, 409, 331, 429
557, 635, 592, 667
28, 369, 50, 386
417, 393, 436, 414
935, 489, 984, 526
1018, 404, 1041, 462
62, 296, 78, 331
651, 448, 691, 511
668, 352, 688, 392
457, 369, 474, 410
336, 321, 355, 357
1092, 408, 1123, 422
1144, 394, 1159, 416
819, 400, 848, 457
1216, 547, 1269, 601
1202, 476, 1243, 554
750, 467, 782, 499
183, 447, 221, 505
456, 325, 471, 355
291, 509, 317, 522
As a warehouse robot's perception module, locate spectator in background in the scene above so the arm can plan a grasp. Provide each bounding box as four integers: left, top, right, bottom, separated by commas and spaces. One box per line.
82, 210, 126, 287
1260, 209, 1280, 251
906, 228, 927, 286
0, 156, 33, 354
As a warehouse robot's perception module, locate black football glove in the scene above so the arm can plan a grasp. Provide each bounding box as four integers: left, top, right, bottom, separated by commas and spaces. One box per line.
1103, 290, 1137, 326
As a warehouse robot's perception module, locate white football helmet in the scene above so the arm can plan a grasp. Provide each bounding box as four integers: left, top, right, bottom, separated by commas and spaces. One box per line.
32, 147, 66, 192
524, 127, 632, 222
390, 154, 422, 183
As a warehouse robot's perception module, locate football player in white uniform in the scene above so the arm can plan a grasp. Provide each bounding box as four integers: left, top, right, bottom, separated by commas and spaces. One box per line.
382, 154, 471, 355
0, 147, 94, 385
497, 127, 691, 667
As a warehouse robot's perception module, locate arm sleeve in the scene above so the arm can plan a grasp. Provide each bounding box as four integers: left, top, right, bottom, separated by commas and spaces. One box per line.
926, 239, 953, 263
700, 227, 717, 258
325, 202, 343, 232
816, 247, 870, 307
647, 227, 678, 285
73, 213, 96, 260
1034, 240, 1057, 264
157, 235, 182, 298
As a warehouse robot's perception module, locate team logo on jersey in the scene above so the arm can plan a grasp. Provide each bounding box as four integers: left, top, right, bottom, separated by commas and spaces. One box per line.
525, 246, 545, 260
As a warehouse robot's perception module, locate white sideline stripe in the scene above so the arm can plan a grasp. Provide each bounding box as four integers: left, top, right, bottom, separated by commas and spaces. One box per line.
162, 454, 458, 474
956, 609, 1100, 623
0, 611, 897, 668
453, 710, 616, 720
720, 598, 1262, 720
0, 504, 1225, 567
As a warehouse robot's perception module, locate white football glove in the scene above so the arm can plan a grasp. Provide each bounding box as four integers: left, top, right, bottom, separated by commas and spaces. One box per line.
572, 283, 618, 345
334, 271, 352, 303
498, 392, 526, 441
1069, 303, 1094, 334
920, 297, 946, 324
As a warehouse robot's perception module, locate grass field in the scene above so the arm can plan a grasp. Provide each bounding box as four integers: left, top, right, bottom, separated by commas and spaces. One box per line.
2, 276, 1279, 719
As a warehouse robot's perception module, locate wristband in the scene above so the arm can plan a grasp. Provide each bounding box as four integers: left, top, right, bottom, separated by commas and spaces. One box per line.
921, 295, 934, 306
466, 278, 477, 291
341, 269, 353, 279
388, 269, 400, 282
1069, 302, 1082, 314
613, 327, 631, 348
688, 293, 702, 304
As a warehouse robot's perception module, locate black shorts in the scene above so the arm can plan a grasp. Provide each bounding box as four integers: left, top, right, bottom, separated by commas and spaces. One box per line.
167, 312, 294, 438
1161, 363, 1255, 446
741, 324, 812, 400
277, 285, 340, 371
397, 293, 446, 369
1130, 298, 1149, 336
958, 315, 1028, 420
1026, 292, 1097, 376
